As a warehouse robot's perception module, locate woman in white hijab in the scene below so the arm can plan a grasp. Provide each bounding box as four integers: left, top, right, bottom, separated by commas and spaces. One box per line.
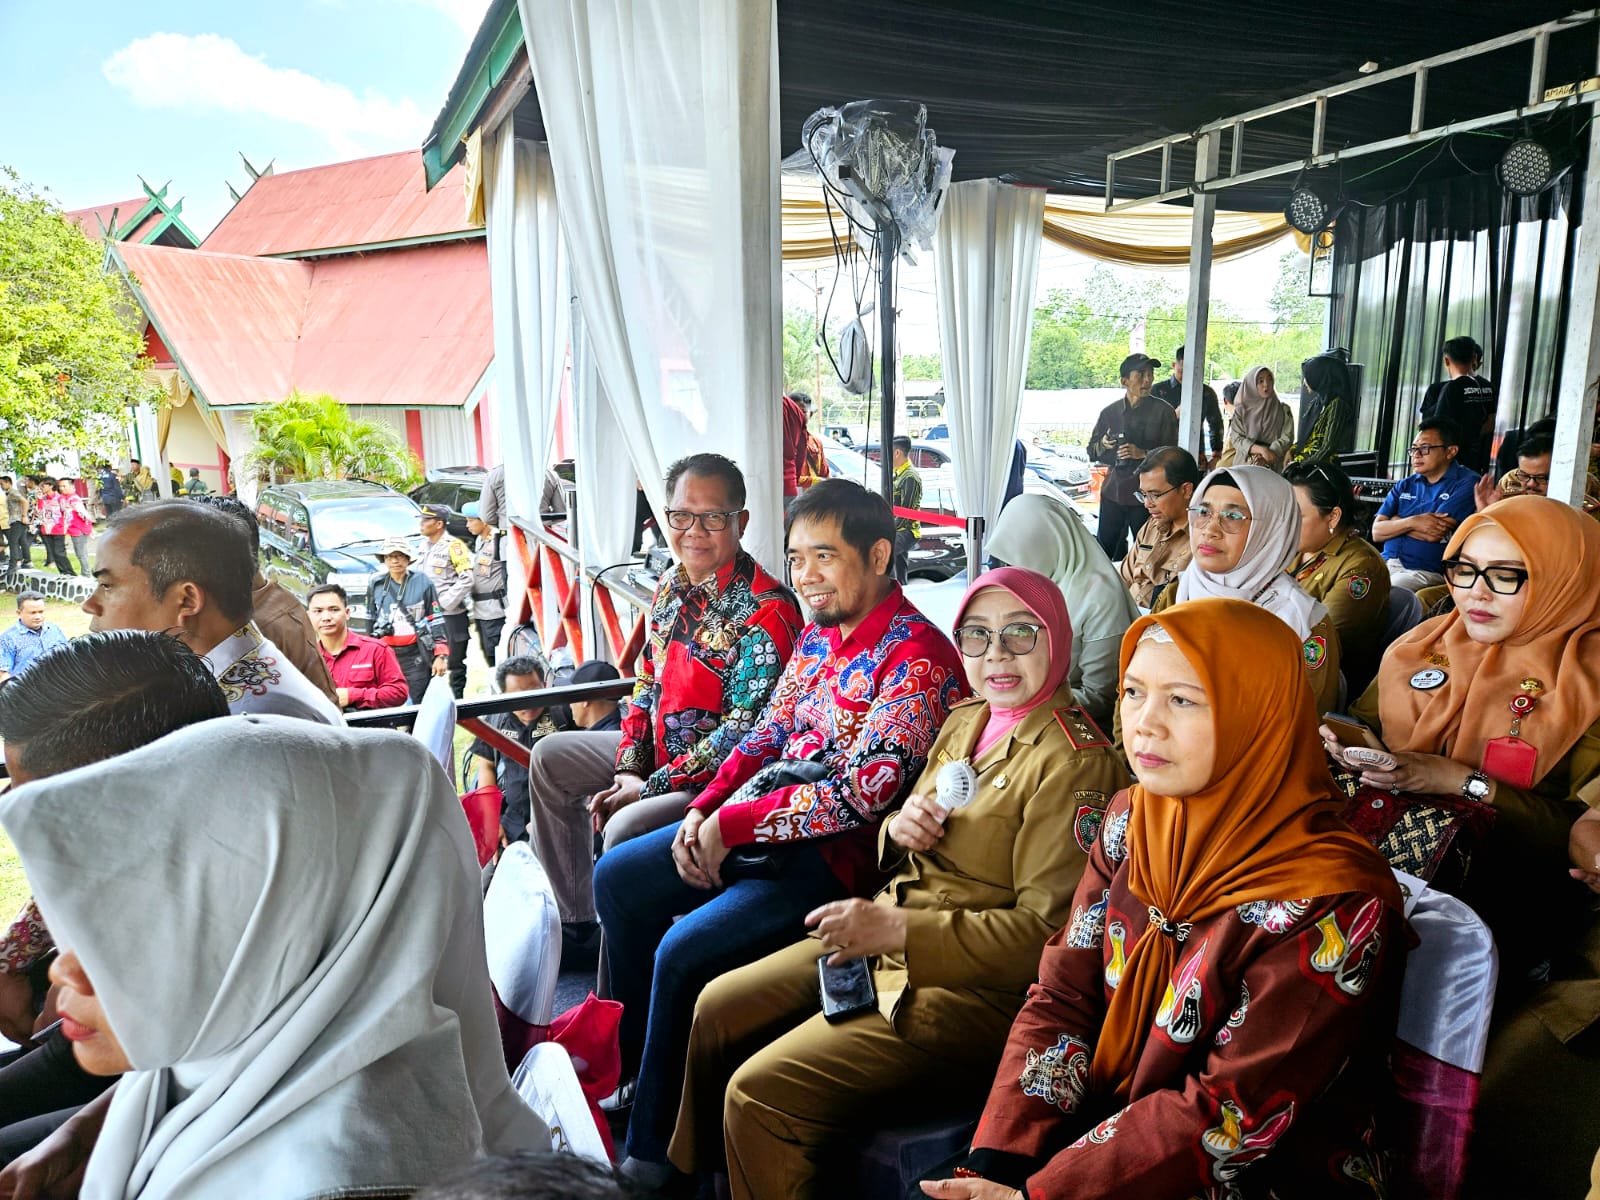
0, 714, 548, 1200
1218, 363, 1295, 471
1151, 464, 1343, 712
987, 492, 1139, 726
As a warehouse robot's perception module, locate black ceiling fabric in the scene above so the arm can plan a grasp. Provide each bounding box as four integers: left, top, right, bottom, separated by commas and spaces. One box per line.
772, 0, 1596, 210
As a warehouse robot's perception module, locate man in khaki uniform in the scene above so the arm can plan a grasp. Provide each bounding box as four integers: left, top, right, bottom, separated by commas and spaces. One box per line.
669, 684, 1129, 1199
1120, 446, 1200, 609
416, 503, 475, 698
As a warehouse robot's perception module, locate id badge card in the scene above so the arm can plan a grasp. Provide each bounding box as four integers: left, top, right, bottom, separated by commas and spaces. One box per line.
1482, 737, 1538, 790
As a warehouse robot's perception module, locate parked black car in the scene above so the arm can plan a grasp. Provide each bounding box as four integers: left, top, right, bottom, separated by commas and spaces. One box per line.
410, 466, 488, 540
256, 481, 425, 631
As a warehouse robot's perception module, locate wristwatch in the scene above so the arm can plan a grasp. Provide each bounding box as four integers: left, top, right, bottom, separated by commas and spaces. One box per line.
1461, 769, 1491, 802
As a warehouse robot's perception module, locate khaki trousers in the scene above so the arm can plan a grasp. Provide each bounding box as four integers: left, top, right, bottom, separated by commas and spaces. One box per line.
524, 730, 687, 924
668, 939, 999, 1200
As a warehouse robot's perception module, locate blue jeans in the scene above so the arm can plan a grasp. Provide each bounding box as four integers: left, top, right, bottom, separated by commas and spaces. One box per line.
593, 821, 848, 1166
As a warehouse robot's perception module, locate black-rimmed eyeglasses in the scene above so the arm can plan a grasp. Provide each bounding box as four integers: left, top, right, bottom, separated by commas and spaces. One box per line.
1442, 559, 1530, 595
663, 508, 744, 532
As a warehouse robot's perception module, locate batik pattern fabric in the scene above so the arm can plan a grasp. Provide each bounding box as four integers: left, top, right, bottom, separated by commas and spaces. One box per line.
616, 551, 802, 799
0, 900, 50, 974
968, 790, 1404, 1199
693, 586, 967, 895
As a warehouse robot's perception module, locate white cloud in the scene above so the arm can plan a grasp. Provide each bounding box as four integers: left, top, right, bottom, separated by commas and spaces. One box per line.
419, 0, 493, 35
103, 33, 427, 156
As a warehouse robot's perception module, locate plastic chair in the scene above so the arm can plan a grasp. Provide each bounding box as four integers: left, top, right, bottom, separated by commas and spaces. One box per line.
410, 674, 457, 775
484, 842, 563, 1067
1391, 889, 1499, 1200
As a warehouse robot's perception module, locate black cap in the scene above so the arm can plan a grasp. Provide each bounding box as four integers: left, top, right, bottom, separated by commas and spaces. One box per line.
420, 503, 452, 522
1119, 353, 1161, 378
571, 660, 622, 685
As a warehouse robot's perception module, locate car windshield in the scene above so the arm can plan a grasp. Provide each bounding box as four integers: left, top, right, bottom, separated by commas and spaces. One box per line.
313, 497, 422, 551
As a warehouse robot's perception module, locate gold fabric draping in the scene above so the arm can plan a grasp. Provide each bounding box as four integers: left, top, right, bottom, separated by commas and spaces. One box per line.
463, 127, 487, 227
148, 369, 229, 454
778, 179, 1299, 267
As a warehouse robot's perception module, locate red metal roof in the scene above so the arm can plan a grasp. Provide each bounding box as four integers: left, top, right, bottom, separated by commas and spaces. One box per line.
116, 239, 491, 409
66, 198, 147, 239
202, 151, 479, 257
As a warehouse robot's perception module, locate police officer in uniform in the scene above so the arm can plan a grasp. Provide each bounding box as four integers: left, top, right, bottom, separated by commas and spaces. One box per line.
1286, 462, 1390, 696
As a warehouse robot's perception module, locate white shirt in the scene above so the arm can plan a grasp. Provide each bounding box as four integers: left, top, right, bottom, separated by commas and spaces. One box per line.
203, 622, 343, 725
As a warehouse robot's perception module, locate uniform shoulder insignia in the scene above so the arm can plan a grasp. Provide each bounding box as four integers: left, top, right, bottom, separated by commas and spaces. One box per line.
949, 696, 986, 710
1054, 705, 1111, 750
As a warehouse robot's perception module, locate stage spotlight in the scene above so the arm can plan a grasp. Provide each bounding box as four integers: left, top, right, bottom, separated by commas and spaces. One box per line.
1497, 137, 1556, 196
1285, 185, 1334, 235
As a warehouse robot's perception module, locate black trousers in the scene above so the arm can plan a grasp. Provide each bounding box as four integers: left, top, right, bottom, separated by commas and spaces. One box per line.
393, 642, 433, 705
1095, 496, 1147, 562
443, 612, 470, 698
0, 1028, 114, 1165
476, 616, 505, 667
39, 534, 73, 576
892, 529, 915, 585
3, 526, 25, 582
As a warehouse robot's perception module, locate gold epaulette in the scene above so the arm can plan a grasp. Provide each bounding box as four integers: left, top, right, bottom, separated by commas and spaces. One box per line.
1054, 705, 1111, 750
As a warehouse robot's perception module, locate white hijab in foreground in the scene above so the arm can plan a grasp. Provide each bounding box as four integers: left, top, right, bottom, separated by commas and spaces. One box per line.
0, 715, 547, 1200
1175, 465, 1328, 639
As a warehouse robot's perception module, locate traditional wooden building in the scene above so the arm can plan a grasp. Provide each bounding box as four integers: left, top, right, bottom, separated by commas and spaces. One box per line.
110, 151, 494, 496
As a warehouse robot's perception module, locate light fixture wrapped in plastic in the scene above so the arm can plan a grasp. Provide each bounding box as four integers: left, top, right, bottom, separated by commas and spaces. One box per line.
1497, 137, 1556, 196
787, 99, 955, 255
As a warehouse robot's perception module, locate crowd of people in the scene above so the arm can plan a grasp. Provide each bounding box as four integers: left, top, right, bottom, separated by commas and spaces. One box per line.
0, 377, 1594, 1200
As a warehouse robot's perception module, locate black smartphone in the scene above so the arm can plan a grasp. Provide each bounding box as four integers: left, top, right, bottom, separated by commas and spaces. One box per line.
817, 953, 876, 1023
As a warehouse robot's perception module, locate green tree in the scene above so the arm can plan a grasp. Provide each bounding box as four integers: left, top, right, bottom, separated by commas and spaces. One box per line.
243, 391, 422, 489
901, 353, 942, 381
0, 167, 155, 467
783, 308, 821, 395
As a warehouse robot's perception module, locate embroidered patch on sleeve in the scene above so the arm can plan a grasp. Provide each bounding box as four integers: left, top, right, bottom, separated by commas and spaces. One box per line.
1348, 575, 1371, 600
1302, 635, 1328, 670
1073, 796, 1107, 852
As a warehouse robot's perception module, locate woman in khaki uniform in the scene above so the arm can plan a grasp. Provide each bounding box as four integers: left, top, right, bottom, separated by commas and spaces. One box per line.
1321, 497, 1600, 1198
1285, 461, 1390, 696
666, 567, 1128, 1200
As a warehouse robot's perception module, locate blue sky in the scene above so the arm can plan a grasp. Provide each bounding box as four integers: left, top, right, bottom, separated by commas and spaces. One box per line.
0, 0, 490, 236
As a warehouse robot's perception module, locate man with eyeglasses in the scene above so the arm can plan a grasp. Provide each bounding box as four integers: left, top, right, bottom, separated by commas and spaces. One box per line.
1476, 431, 1600, 517
523, 453, 803, 958
1119, 446, 1201, 609
1089, 353, 1180, 560
1371, 417, 1481, 592
592, 478, 966, 1188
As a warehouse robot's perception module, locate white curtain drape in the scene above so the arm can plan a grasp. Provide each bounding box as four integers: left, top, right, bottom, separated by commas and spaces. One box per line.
419, 407, 474, 469
934, 180, 1047, 533
519, 0, 784, 570
572, 308, 636, 573
485, 125, 569, 528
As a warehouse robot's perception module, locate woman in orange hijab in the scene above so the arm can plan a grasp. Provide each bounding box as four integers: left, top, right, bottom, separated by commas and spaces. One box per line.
924, 598, 1402, 1200
1327, 495, 1600, 1198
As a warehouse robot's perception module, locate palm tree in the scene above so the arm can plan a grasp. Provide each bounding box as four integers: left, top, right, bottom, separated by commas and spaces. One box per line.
243, 392, 421, 489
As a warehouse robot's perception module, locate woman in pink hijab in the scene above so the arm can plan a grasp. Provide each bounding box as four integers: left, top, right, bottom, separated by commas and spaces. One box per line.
667, 566, 1129, 1200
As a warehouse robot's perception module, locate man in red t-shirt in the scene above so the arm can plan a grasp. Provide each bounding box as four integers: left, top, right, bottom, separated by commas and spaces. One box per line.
308, 583, 409, 710
781, 393, 809, 501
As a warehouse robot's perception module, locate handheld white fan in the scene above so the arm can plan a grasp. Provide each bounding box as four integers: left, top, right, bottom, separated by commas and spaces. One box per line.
934, 760, 978, 819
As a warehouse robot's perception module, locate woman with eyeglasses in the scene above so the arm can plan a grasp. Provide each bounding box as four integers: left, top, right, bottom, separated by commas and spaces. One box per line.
1324, 495, 1600, 1196
1217, 365, 1294, 472
667, 566, 1127, 1200
987, 493, 1140, 727
1150, 466, 1342, 713
1284, 461, 1390, 696
922, 600, 1403, 1200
